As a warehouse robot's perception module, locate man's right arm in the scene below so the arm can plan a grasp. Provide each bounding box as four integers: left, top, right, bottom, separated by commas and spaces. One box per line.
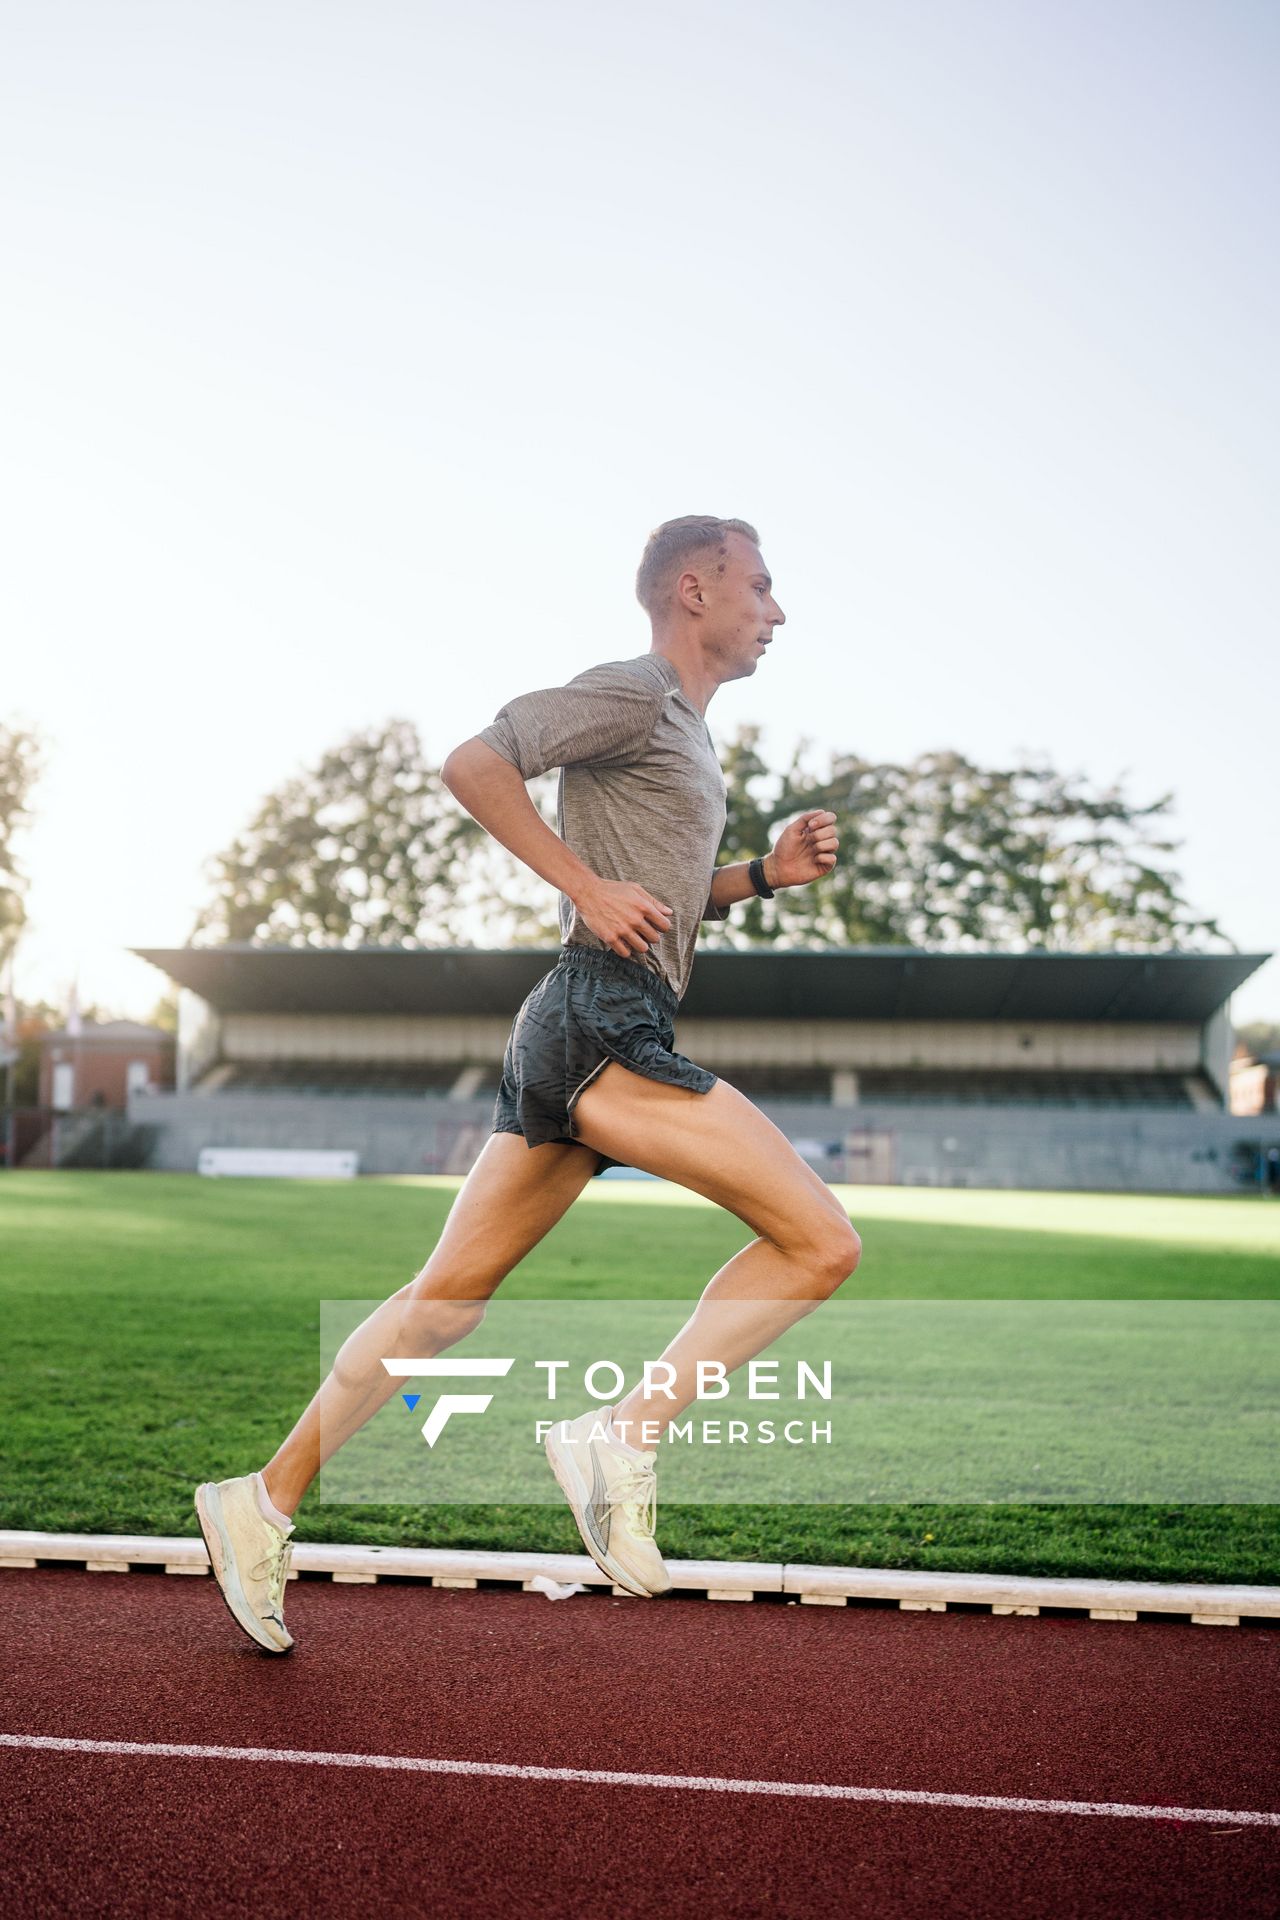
440, 739, 672, 958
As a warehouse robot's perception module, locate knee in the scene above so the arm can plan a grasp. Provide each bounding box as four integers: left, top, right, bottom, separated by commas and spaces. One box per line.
400, 1282, 488, 1347
810, 1213, 862, 1295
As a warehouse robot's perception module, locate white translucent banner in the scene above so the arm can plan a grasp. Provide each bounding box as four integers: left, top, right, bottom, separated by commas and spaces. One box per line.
316, 1298, 1279, 1506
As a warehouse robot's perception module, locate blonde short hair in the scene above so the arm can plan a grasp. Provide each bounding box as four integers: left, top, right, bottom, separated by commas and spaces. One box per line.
635, 515, 761, 616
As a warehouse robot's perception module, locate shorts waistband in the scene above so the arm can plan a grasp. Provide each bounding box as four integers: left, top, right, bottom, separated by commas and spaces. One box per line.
556, 942, 679, 1018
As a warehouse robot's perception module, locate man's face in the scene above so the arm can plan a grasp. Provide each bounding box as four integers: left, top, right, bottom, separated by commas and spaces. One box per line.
689, 531, 786, 679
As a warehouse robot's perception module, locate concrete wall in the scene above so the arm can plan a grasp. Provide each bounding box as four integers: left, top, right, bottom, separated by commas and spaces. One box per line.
768, 1100, 1275, 1195
128, 1087, 1279, 1193
130, 1089, 489, 1178
177, 990, 222, 1092
1201, 1002, 1233, 1103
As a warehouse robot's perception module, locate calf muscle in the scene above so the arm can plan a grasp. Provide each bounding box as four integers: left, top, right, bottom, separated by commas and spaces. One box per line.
261, 1133, 601, 1514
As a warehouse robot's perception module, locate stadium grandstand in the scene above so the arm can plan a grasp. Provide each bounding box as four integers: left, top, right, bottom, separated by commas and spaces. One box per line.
127, 945, 1275, 1194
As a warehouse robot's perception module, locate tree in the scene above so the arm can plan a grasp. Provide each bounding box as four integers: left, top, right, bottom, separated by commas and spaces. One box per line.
193, 715, 1233, 958
1235, 1021, 1280, 1060
701, 729, 1233, 954
147, 991, 180, 1036
192, 720, 561, 949
0, 722, 44, 963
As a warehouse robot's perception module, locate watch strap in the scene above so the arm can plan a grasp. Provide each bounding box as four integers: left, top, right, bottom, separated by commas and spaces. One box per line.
748, 856, 775, 899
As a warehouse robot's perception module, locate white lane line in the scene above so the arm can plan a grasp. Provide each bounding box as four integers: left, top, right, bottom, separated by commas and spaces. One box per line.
1, 1734, 1277, 1827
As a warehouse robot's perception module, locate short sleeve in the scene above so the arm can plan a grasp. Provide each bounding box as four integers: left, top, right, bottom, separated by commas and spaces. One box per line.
475, 658, 668, 780
701, 869, 731, 922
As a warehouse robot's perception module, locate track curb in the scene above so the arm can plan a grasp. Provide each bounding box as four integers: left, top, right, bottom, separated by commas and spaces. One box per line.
2, 1531, 1277, 1625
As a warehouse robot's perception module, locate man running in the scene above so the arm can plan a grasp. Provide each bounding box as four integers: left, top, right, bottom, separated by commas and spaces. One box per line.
195, 515, 860, 1651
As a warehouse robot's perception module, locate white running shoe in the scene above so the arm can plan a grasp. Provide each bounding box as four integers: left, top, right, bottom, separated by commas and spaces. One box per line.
194, 1475, 294, 1653
545, 1406, 671, 1599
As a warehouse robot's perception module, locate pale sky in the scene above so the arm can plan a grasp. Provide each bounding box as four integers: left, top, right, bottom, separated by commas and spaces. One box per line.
3, 0, 1276, 1023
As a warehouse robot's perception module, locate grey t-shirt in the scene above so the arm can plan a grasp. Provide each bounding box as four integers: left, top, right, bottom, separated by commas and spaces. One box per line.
475, 651, 730, 1002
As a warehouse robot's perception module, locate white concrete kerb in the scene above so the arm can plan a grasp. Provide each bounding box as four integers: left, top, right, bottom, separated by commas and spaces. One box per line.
1, 1533, 1276, 1626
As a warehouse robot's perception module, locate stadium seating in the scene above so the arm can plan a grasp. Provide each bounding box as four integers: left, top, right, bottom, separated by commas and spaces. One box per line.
854, 1070, 1204, 1110
719, 1066, 835, 1103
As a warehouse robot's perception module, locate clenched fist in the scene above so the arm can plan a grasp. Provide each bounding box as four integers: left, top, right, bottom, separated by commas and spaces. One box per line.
771, 811, 839, 887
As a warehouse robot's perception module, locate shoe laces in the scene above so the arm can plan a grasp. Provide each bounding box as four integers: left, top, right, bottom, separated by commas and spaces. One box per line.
607, 1460, 657, 1541
251, 1530, 293, 1620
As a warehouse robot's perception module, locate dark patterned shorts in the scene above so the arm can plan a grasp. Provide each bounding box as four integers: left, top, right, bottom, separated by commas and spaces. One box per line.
491, 944, 718, 1175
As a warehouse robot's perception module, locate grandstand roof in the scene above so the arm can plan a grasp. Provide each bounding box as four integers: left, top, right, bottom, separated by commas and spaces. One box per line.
132, 945, 1269, 1024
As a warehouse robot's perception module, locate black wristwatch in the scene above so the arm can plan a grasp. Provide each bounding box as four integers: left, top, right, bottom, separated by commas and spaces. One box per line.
748, 856, 775, 899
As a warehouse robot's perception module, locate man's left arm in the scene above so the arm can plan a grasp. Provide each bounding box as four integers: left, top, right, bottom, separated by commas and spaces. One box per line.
702, 811, 840, 918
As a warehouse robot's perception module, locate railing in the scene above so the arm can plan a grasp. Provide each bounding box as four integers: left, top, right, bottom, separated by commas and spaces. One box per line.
0, 1106, 156, 1171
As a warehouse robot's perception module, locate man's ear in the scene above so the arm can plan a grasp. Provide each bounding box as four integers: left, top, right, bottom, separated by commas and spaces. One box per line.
676, 568, 705, 614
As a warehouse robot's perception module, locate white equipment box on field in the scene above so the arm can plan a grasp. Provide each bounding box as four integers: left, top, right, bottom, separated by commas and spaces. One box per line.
197, 1148, 359, 1180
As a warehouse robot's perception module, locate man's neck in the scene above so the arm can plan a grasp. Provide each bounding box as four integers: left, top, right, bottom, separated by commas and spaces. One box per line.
648, 639, 718, 717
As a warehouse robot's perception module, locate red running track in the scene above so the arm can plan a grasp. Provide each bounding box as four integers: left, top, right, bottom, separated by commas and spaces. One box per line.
1, 1567, 1277, 1918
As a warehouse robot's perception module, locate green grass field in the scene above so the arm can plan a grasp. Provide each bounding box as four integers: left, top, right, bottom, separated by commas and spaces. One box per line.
2, 1171, 1276, 1583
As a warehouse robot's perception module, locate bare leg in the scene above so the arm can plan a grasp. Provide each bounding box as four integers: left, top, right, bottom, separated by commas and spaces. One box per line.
569, 1065, 862, 1447
261, 1134, 603, 1514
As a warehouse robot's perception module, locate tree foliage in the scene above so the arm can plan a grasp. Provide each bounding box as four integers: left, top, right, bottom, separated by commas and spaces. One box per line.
192, 715, 1233, 956
0, 721, 44, 961
192, 720, 560, 948
702, 726, 1232, 953
1234, 1020, 1280, 1060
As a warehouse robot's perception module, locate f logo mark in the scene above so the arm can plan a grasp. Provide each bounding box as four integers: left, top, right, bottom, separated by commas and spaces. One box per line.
381, 1357, 516, 1446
